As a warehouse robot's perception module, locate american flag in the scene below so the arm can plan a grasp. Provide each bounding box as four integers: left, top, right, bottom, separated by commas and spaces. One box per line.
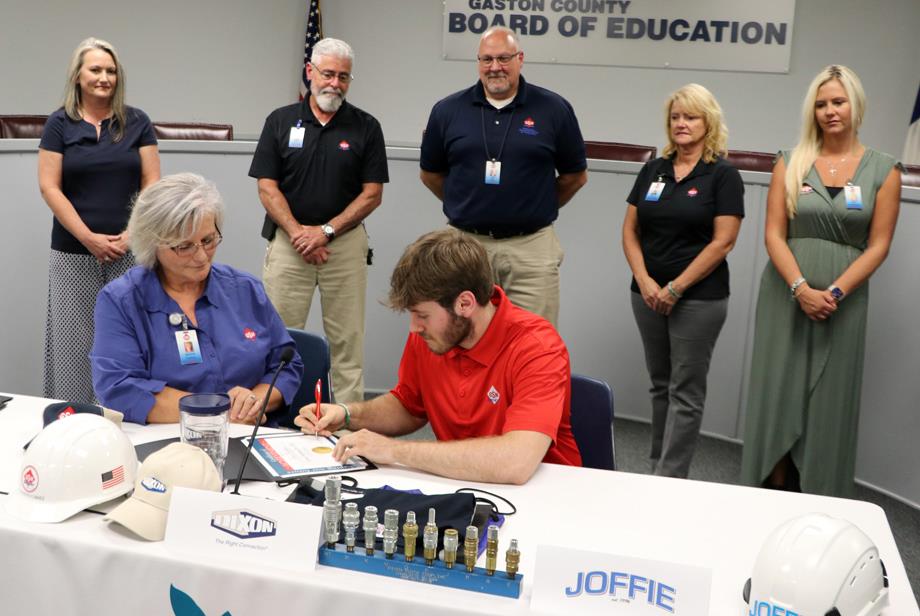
101, 466, 125, 490
903, 82, 920, 165
300, 0, 324, 100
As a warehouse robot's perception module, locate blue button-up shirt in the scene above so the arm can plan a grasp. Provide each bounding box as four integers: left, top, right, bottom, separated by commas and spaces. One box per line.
91, 264, 303, 424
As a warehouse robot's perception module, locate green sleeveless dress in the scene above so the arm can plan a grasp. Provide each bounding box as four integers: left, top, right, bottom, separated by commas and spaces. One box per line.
740, 148, 898, 497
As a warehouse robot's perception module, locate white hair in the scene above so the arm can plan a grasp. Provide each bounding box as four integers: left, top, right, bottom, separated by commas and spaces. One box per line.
128, 173, 225, 269
312, 38, 354, 64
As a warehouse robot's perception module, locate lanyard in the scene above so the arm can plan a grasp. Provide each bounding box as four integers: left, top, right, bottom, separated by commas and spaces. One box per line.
480, 105, 515, 163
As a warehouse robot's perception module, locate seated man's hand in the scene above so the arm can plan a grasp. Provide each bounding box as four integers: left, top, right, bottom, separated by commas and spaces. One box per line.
333, 429, 399, 465
294, 402, 345, 435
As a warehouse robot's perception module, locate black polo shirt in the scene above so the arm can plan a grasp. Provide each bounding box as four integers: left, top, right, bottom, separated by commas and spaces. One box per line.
39, 107, 158, 254
420, 76, 586, 232
249, 97, 388, 239
627, 156, 744, 300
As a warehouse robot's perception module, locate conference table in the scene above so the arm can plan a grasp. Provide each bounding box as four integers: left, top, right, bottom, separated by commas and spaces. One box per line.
0, 393, 916, 615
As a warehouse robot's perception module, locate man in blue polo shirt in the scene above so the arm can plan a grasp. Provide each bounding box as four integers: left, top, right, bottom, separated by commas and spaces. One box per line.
419, 26, 587, 327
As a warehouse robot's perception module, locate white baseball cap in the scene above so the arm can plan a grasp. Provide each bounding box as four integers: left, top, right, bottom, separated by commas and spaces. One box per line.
104, 442, 221, 541
5, 413, 138, 523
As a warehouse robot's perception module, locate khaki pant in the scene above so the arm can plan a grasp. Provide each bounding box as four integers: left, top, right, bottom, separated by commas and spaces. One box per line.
454, 225, 563, 326
262, 226, 367, 403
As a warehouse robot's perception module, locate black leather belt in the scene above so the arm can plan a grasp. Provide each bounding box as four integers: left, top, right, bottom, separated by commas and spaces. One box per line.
451, 223, 547, 240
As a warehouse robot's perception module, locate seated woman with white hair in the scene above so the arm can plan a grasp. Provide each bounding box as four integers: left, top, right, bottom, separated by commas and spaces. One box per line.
91, 173, 303, 424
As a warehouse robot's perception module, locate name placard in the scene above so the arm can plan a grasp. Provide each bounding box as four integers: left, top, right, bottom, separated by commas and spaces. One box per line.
531, 545, 711, 615
165, 487, 322, 574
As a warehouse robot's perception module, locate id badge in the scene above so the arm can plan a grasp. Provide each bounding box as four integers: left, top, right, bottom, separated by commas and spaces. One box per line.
844, 185, 863, 210
288, 127, 305, 148
175, 330, 203, 365
485, 160, 501, 185
645, 181, 666, 202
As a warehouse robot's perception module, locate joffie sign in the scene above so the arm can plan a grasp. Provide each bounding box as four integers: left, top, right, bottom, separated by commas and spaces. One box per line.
443, 0, 796, 73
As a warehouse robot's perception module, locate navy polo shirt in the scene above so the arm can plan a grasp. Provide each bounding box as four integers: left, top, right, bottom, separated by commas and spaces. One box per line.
420, 76, 586, 231
39, 107, 158, 254
248, 97, 389, 239
627, 156, 745, 300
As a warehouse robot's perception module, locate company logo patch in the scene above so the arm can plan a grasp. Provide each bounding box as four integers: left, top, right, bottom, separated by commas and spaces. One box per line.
57, 406, 76, 420
338, 140, 350, 151
141, 476, 167, 493
487, 386, 500, 405
519, 117, 539, 136
800, 185, 814, 194
749, 600, 800, 616
21, 465, 39, 493
243, 328, 257, 341
687, 187, 699, 197
211, 509, 277, 539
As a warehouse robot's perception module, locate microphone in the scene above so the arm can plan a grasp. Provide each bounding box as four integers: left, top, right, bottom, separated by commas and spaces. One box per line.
231, 346, 295, 495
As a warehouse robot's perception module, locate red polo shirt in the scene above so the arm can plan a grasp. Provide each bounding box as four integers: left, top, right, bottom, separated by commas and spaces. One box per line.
391, 286, 582, 467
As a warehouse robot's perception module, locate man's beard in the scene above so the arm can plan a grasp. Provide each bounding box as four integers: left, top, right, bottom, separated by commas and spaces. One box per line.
313, 86, 344, 113
424, 311, 472, 355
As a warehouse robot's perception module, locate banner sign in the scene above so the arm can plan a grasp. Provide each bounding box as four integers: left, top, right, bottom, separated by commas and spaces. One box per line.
443, 0, 796, 73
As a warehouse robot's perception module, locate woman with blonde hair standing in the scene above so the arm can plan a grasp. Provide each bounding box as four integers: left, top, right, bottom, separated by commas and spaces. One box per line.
38, 37, 160, 402
622, 84, 744, 478
741, 65, 901, 496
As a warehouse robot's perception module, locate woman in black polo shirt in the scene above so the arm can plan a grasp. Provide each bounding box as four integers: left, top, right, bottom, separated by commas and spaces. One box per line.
621, 83, 744, 478
37, 37, 160, 403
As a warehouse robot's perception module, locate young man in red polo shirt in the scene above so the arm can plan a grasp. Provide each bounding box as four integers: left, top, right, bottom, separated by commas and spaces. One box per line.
296, 229, 581, 484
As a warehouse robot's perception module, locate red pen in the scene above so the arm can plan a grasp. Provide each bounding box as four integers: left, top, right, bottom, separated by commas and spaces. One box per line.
314, 378, 322, 435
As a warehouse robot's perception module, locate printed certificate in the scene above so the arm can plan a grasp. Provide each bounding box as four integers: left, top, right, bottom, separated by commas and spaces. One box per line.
241, 432, 371, 479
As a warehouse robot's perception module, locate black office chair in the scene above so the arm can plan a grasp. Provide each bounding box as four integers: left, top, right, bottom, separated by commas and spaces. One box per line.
570, 374, 616, 470
274, 328, 332, 429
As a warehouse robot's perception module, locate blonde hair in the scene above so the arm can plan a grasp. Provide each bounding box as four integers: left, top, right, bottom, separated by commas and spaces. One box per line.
661, 83, 728, 164
63, 37, 127, 142
784, 65, 866, 217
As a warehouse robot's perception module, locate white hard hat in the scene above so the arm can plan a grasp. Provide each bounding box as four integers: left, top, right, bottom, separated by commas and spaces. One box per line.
743, 512, 889, 616
104, 442, 220, 541
5, 413, 138, 523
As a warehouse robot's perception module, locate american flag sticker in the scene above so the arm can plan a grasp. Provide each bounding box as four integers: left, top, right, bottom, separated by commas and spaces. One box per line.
101, 466, 125, 489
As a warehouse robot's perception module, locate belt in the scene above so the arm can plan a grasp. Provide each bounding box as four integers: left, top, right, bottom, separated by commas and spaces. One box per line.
451, 223, 547, 240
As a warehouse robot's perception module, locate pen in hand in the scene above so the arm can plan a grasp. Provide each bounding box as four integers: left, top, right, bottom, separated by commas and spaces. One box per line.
314, 378, 322, 436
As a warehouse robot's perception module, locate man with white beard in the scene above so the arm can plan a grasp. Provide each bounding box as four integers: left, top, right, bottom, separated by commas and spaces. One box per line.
249, 38, 388, 405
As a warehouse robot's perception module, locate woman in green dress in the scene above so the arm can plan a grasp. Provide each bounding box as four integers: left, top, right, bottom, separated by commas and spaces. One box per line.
741, 65, 901, 497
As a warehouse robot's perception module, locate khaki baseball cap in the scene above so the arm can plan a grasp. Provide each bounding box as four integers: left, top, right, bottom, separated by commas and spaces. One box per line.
104, 442, 221, 541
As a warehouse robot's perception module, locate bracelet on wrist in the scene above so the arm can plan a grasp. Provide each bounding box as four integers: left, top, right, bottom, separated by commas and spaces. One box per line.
667, 281, 683, 299
337, 403, 351, 429
790, 277, 807, 299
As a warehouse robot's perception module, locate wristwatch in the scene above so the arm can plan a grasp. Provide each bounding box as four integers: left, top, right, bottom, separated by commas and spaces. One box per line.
828, 285, 845, 303
321, 223, 336, 242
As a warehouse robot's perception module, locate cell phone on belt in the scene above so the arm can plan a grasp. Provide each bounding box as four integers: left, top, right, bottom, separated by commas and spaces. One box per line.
0, 395, 12, 410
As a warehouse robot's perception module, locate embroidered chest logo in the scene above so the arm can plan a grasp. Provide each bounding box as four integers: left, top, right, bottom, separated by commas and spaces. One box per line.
687, 187, 699, 197
519, 117, 539, 136
800, 185, 814, 194
487, 386, 501, 405
243, 328, 257, 341
338, 140, 350, 151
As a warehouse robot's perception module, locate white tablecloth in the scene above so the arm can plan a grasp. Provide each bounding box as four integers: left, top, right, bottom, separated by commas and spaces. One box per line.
1, 393, 916, 615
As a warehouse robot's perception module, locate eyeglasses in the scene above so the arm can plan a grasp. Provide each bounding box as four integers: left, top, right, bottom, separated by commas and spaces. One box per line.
477, 52, 521, 66
310, 62, 354, 84
168, 231, 223, 257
